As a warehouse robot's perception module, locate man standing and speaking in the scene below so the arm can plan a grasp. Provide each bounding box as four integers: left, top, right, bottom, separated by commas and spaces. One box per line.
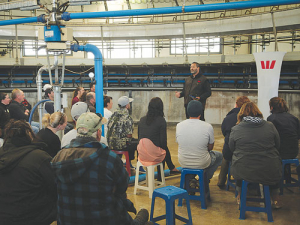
175, 62, 211, 121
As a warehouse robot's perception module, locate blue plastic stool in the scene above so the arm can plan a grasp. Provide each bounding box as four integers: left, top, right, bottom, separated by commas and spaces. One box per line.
150, 186, 192, 225
178, 168, 210, 209
239, 180, 273, 222
226, 163, 238, 196
280, 159, 300, 195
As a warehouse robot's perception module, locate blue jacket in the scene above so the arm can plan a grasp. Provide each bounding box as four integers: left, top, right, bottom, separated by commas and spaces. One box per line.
51, 136, 135, 225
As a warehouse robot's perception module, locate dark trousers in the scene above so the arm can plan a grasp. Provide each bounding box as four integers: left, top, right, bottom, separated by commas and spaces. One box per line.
217, 158, 230, 186
157, 146, 176, 181
119, 138, 138, 161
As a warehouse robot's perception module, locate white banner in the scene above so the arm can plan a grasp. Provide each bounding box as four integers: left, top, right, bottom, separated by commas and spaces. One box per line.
253, 52, 286, 119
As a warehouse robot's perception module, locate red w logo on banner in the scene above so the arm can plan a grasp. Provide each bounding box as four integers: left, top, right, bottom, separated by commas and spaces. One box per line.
261, 60, 276, 69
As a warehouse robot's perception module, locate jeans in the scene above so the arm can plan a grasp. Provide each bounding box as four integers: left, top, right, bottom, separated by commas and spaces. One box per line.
30, 121, 40, 134
205, 151, 223, 180
217, 158, 230, 186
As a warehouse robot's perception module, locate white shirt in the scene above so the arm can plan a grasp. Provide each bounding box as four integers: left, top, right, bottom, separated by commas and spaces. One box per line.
104, 108, 113, 137
61, 129, 108, 148
176, 119, 214, 169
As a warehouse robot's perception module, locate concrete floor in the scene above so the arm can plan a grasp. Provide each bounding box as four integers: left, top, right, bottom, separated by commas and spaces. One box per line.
51, 124, 300, 225
127, 124, 300, 225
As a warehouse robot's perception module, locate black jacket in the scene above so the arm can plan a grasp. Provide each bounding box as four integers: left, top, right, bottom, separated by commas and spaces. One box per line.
267, 112, 300, 159
0, 102, 10, 137
180, 72, 211, 108
37, 128, 61, 157
221, 107, 240, 161
0, 138, 57, 225
138, 116, 167, 150
8, 100, 29, 121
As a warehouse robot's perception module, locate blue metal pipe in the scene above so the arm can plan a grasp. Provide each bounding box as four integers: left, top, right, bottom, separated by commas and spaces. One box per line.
0, 0, 298, 26
29, 99, 50, 125
61, 0, 300, 21
71, 44, 104, 123
0, 14, 45, 26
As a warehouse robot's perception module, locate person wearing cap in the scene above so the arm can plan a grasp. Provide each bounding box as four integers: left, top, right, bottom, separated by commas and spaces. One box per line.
51, 112, 151, 225
107, 96, 137, 166
176, 100, 222, 185
175, 62, 211, 121
61, 102, 107, 148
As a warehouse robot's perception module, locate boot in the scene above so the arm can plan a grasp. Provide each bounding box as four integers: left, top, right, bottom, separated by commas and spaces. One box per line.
134, 208, 149, 225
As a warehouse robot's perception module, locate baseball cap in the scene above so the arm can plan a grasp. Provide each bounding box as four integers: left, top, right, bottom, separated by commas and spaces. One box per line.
187, 100, 203, 118
43, 84, 52, 92
118, 96, 134, 107
71, 102, 90, 121
76, 112, 108, 136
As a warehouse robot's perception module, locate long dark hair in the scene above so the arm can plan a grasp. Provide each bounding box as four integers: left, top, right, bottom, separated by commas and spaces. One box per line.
4, 119, 36, 146
146, 97, 164, 125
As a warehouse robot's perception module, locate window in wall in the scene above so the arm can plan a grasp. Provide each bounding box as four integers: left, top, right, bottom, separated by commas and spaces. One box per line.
23, 40, 47, 56
87, 39, 154, 59
23, 40, 72, 57
171, 37, 221, 55
87, 41, 109, 59
130, 39, 154, 58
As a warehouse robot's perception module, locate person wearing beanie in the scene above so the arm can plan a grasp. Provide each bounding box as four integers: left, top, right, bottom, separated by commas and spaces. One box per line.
176, 100, 222, 188
52, 112, 151, 225
175, 62, 211, 120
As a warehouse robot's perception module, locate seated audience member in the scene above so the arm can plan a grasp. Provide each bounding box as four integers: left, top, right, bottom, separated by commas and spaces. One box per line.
21, 98, 32, 111
0, 92, 11, 145
43, 85, 55, 115
138, 97, 180, 177
0, 120, 57, 225
37, 112, 67, 157
9, 88, 39, 134
176, 100, 222, 184
229, 102, 282, 208
86, 92, 96, 112
61, 102, 108, 148
217, 96, 250, 189
104, 95, 113, 136
80, 90, 88, 102
51, 112, 150, 225
267, 97, 300, 159
71, 86, 84, 106
107, 96, 137, 168
90, 82, 95, 92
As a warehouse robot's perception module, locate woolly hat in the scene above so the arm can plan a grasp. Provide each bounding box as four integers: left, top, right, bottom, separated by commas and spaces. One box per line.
187, 100, 203, 118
